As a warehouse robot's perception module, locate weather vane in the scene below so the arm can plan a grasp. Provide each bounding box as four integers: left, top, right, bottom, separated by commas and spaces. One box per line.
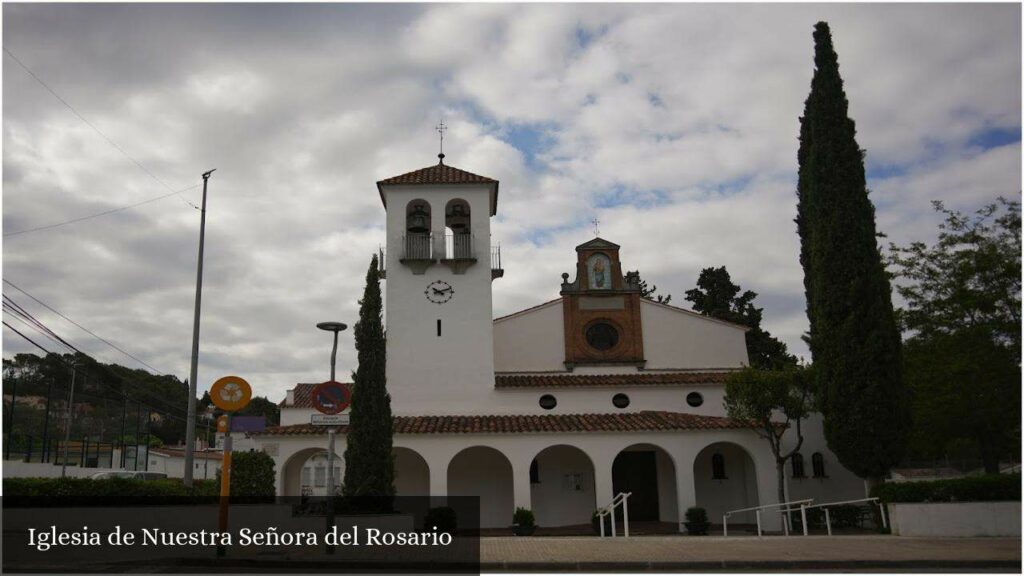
436, 119, 447, 162
591, 217, 600, 236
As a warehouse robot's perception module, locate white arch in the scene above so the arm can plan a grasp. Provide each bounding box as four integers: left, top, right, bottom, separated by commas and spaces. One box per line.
447, 445, 514, 529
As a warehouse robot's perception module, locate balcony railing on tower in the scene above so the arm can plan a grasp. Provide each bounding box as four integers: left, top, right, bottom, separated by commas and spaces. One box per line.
401, 233, 434, 261
443, 232, 476, 261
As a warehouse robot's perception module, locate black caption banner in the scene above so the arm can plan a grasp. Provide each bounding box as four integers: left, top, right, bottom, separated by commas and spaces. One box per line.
3, 496, 481, 574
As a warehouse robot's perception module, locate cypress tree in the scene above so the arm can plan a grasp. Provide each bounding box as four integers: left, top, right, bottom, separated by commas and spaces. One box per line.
342, 254, 395, 505
795, 22, 910, 485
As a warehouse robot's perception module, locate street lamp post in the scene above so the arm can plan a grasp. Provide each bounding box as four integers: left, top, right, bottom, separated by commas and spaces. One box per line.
317, 321, 347, 555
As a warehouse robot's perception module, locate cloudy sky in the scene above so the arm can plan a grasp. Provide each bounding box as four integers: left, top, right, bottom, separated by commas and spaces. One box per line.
3, 3, 1020, 405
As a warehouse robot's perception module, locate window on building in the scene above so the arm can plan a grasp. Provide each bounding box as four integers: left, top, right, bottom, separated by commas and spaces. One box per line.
539, 394, 557, 410
301, 467, 311, 487
530, 459, 540, 484
686, 392, 704, 407
612, 393, 630, 409
712, 453, 727, 480
812, 452, 827, 478
791, 453, 806, 478
585, 322, 619, 351
314, 466, 326, 487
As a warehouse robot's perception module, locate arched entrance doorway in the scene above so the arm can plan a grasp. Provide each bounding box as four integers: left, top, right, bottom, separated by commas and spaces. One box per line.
281, 447, 341, 496
448, 446, 513, 529
612, 443, 678, 522
394, 447, 429, 496
693, 442, 759, 525
530, 445, 596, 527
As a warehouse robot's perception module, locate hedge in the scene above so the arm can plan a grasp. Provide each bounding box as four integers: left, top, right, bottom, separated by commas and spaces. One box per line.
216, 450, 275, 498
872, 474, 1020, 503
3, 477, 219, 503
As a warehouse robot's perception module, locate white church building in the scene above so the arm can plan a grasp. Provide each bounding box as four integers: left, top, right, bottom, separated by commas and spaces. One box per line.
252, 156, 864, 531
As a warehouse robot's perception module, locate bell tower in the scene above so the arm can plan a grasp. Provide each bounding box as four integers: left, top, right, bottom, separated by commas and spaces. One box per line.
376, 154, 502, 415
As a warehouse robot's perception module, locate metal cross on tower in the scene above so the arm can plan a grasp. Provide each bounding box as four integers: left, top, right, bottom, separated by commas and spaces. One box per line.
436, 119, 447, 162
591, 217, 601, 236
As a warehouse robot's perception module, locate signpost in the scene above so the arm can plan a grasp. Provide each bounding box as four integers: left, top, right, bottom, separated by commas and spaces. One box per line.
311, 380, 351, 555
209, 375, 252, 558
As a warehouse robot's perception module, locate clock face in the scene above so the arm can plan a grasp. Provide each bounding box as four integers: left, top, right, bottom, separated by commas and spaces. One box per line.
425, 280, 454, 304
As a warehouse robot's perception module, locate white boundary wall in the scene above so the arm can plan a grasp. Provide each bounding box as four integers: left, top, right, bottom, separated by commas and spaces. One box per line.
888, 501, 1021, 537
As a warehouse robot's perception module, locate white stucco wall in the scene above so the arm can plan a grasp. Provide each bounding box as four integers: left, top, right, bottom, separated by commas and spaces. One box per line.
780, 413, 866, 505
493, 299, 564, 372
888, 501, 1021, 537
490, 384, 726, 416
639, 300, 749, 369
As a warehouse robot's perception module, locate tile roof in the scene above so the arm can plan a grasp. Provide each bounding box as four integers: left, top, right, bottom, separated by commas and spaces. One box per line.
280, 383, 354, 408
494, 372, 734, 389
255, 410, 759, 436
376, 162, 496, 187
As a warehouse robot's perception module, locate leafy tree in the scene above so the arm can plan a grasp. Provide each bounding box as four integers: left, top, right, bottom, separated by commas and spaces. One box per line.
889, 198, 1021, 472
795, 21, 909, 484
888, 198, 1021, 359
724, 366, 812, 505
684, 266, 797, 369
238, 395, 281, 426
632, 273, 671, 304
903, 329, 1020, 473
342, 254, 394, 507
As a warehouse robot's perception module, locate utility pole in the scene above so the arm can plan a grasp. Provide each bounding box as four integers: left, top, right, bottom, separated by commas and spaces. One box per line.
60, 365, 77, 478
184, 169, 215, 487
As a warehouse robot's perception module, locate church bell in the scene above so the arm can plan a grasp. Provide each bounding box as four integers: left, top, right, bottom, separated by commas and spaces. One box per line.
407, 203, 430, 234
448, 203, 470, 234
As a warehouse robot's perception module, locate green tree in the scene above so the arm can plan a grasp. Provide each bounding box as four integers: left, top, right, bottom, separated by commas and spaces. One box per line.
889, 198, 1021, 473
724, 366, 812, 505
888, 198, 1021, 359
903, 330, 1020, 473
632, 273, 671, 304
342, 254, 395, 506
795, 21, 910, 484
238, 395, 281, 426
684, 266, 797, 369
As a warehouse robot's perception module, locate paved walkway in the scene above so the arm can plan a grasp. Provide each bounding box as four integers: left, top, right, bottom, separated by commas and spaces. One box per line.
480, 535, 1022, 571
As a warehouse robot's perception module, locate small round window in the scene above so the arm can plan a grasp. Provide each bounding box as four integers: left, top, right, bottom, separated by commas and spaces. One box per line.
586, 322, 619, 351
612, 393, 630, 409
539, 394, 557, 410
686, 392, 704, 407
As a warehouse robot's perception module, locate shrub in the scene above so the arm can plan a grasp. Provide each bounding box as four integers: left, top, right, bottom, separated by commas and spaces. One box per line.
3, 477, 218, 504
872, 474, 1021, 503
216, 451, 275, 498
683, 507, 710, 535
512, 507, 535, 528
684, 507, 708, 524
424, 506, 457, 534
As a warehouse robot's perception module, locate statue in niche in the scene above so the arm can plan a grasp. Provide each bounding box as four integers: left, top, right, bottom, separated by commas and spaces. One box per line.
587, 254, 611, 289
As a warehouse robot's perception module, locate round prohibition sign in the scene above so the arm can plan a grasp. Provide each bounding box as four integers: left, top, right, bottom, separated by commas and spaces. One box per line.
210, 375, 252, 412
312, 381, 351, 415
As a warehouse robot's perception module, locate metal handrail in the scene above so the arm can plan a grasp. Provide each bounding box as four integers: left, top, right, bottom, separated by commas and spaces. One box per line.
723, 498, 813, 537
781, 497, 888, 536
597, 492, 632, 538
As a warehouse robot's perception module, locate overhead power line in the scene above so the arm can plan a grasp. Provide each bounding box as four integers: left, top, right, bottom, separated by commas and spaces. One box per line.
3, 279, 165, 375
2, 45, 199, 209
4, 184, 200, 238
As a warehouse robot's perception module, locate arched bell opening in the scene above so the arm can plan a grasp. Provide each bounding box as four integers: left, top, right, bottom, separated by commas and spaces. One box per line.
445, 199, 473, 259
405, 200, 432, 259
